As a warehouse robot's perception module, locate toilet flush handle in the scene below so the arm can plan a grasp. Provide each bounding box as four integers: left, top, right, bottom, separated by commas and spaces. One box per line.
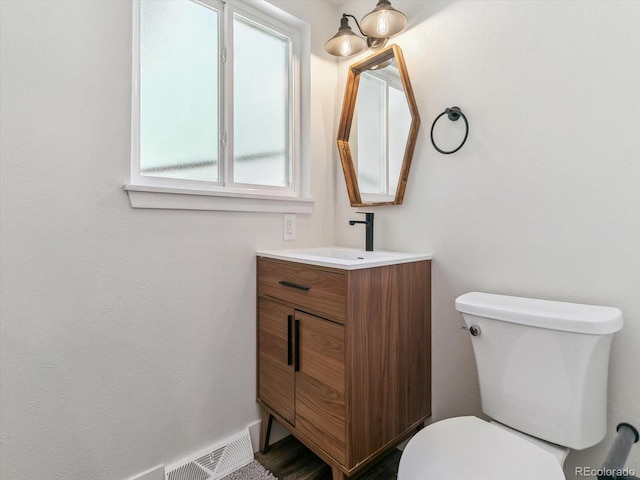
461, 325, 481, 336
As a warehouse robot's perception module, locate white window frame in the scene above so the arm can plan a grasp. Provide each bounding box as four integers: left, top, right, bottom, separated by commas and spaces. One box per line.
125, 0, 313, 213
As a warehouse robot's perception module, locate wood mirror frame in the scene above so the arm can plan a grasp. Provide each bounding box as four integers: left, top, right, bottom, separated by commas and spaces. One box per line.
337, 44, 420, 207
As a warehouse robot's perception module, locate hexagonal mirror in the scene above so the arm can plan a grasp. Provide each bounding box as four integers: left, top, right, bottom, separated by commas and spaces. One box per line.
337, 44, 420, 206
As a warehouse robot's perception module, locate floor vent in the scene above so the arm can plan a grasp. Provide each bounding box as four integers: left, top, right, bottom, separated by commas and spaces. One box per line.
166, 430, 253, 480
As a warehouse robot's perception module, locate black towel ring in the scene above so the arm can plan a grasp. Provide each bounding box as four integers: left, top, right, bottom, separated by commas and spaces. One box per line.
430, 106, 469, 154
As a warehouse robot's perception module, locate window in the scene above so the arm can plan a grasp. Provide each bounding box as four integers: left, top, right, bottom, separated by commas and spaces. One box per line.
126, 0, 312, 212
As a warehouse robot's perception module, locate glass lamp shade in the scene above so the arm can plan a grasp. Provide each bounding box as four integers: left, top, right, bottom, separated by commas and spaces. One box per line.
360, 0, 407, 38
325, 23, 367, 57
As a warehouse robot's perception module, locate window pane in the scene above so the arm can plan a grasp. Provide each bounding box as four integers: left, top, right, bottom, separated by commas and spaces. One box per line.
233, 15, 290, 187
140, 0, 219, 182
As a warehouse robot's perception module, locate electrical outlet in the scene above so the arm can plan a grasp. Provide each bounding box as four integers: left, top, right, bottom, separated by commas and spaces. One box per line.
283, 214, 296, 240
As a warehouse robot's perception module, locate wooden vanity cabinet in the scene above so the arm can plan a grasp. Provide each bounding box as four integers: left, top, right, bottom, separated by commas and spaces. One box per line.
257, 256, 431, 480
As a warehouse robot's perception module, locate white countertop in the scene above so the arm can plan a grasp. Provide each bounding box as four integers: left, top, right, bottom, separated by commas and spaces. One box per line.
256, 246, 432, 270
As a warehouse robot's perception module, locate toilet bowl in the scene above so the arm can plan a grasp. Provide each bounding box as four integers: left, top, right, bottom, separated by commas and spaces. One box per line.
398, 416, 566, 480
398, 292, 623, 480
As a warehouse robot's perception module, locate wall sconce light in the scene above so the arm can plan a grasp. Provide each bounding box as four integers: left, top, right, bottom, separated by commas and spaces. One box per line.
324, 0, 407, 57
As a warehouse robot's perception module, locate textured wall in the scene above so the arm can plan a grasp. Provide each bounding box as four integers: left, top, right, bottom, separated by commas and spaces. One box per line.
0, 1, 338, 479
334, 1, 640, 478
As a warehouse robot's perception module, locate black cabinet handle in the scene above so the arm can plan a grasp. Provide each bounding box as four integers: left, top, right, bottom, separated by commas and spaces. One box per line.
294, 319, 300, 372
278, 280, 310, 291
287, 315, 293, 366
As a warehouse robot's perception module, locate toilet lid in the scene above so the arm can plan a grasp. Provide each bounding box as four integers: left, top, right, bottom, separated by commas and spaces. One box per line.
398, 416, 565, 480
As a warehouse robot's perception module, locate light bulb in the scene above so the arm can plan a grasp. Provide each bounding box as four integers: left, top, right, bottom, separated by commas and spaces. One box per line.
340, 37, 352, 56
376, 11, 390, 36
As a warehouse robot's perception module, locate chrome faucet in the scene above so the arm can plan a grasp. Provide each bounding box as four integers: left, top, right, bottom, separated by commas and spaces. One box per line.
349, 212, 374, 251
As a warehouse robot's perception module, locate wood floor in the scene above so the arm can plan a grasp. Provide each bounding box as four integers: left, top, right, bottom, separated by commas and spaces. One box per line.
255, 435, 402, 480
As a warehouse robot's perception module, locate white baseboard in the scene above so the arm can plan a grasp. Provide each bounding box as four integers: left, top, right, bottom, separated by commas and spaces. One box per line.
247, 418, 291, 453
124, 418, 291, 480
248, 420, 262, 452
125, 464, 164, 480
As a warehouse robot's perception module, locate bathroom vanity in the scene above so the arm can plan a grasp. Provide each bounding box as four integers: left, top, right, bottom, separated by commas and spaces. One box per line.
256, 247, 432, 480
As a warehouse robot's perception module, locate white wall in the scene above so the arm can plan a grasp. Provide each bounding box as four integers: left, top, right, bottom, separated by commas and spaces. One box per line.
335, 1, 640, 478
0, 1, 338, 479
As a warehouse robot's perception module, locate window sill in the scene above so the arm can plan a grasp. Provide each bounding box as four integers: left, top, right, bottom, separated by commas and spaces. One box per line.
124, 184, 314, 213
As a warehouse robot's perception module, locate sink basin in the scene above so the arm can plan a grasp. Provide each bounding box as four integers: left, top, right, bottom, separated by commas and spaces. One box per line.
256, 247, 432, 270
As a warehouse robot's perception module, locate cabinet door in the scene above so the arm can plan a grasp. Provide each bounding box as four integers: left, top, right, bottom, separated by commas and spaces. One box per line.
258, 298, 295, 425
294, 310, 346, 464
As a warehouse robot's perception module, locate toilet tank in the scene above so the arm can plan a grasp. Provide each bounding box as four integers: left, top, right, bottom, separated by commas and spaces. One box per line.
455, 292, 623, 450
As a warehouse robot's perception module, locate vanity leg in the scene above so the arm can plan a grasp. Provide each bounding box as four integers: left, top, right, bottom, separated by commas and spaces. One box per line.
331, 465, 346, 480
259, 409, 273, 454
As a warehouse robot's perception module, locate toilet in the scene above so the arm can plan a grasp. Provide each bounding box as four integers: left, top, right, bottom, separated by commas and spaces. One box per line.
398, 292, 623, 480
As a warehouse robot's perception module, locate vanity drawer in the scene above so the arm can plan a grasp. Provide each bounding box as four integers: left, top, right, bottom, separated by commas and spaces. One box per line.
257, 257, 347, 321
